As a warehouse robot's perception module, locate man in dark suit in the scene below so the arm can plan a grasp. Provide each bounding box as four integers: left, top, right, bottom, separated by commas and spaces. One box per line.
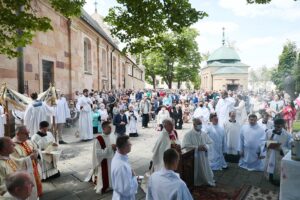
113, 109, 128, 136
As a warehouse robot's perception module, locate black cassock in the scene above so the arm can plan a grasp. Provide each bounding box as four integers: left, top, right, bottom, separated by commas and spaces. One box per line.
170, 107, 183, 129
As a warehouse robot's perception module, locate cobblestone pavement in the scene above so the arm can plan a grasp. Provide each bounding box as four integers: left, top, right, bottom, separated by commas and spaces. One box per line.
40, 120, 278, 200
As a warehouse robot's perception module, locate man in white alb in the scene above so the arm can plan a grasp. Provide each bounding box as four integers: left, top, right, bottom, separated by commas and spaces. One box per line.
76, 89, 93, 141
111, 135, 138, 200
182, 118, 215, 186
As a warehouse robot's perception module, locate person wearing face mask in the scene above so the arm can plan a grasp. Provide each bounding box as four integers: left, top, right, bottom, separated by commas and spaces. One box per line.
193, 101, 210, 129
156, 106, 170, 131
264, 118, 292, 185
182, 118, 215, 186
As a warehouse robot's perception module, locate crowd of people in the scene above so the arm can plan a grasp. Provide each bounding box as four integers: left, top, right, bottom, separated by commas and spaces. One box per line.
0, 88, 298, 199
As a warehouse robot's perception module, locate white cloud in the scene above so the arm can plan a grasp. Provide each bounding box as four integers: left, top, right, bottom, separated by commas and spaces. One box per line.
193, 21, 239, 36
219, 0, 300, 21
239, 36, 278, 50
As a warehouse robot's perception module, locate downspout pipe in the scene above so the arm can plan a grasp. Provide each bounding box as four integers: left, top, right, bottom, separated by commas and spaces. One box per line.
67, 19, 72, 99
110, 47, 116, 90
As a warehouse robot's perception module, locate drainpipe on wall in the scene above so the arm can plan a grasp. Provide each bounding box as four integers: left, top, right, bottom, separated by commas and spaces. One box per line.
211, 74, 214, 91
97, 38, 100, 90
17, 6, 24, 93
110, 47, 115, 90
67, 19, 72, 99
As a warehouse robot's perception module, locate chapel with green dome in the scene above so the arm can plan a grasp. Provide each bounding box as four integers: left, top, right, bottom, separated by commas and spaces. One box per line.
200, 29, 249, 91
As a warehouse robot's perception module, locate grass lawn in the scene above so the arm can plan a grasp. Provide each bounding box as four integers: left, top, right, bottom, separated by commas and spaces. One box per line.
293, 120, 300, 133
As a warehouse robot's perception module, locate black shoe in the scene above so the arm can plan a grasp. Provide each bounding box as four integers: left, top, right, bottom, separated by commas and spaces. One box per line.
59, 140, 68, 144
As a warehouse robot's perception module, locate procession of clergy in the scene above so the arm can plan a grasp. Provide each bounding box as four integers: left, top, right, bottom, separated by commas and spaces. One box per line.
0, 88, 294, 200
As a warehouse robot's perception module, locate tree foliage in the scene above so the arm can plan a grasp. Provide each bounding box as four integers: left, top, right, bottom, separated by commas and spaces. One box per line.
143, 28, 201, 89
0, 0, 85, 58
246, 0, 298, 3
271, 41, 297, 90
294, 53, 300, 93
105, 0, 207, 54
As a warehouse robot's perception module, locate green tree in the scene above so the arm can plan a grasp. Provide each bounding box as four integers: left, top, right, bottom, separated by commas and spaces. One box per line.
0, 0, 85, 58
294, 53, 300, 93
271, 41, 297, 90
105, 0, 207, 54
142, 28, 201, 89
143, 51, 164, 89
246, 0, 298, 3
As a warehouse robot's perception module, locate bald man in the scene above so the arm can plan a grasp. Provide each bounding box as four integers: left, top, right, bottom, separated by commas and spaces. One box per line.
4, 171, 34, 200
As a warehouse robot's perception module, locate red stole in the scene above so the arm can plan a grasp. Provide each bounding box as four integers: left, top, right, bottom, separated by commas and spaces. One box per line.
96, 135, 109, 193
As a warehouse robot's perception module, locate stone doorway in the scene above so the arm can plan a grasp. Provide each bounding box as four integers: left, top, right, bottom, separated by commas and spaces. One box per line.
227, 84, 239, 91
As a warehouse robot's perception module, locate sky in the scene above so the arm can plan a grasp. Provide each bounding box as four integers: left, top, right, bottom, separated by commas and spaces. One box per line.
84, 0, 300, 68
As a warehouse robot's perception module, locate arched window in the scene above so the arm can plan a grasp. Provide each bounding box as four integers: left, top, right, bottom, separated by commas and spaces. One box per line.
83, 38, 92, 73
101, 49, 107, 77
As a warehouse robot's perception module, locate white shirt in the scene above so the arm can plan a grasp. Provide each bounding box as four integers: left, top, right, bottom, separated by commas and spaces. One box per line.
111, 151, 138, 200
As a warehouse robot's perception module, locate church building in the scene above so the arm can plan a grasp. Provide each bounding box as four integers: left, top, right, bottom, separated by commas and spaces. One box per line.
200, 30, 249, 91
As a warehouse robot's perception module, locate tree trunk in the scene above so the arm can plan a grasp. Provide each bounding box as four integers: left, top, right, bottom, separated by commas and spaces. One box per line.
177, 81, 181, 89
151, 75, 156, 89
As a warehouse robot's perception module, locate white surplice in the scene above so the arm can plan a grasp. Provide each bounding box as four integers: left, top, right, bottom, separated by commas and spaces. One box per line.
125, 111, 138, 134
111, 151, 138, 200
223, 120, 241, 155
24, 101, 53, 137
234, 100, 247, 125
182, 129, 215, 186
85, 134, 116, 193
146, 168, 193, 200
55, 97, 70, 124
151, 130, 174, 172
239, 124, 266, 171
264, 129, 292, 181
76, 96, 93, 140
31, 131, 60, 179
206, 124, 227, 170
0, 105, 6, 137
215, 98, 235, 127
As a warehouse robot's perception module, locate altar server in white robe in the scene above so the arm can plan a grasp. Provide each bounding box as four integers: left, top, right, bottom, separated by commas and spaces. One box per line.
223, 111, 241, 163
206, 113, 227, 170
151, 119, 180, 172
234, 95, 247, 125
264, 118, 292, 185
76, 89, 93, 141
215, 91, 235, 127
182, 118, 215, 186
239, 114, 266, 171
86, 121, 116, 194
193, 101, 210, 128
147, 149, 193, 200
54, 93, 70, 144
31, 121, 60, 180
24, 92, 53, 137
111, 135, 138, 200
125, 105, 138, 137
0, 104, 6, 137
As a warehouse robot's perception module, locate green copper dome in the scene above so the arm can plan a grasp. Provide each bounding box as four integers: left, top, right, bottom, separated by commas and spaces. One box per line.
207, 46, 241, 63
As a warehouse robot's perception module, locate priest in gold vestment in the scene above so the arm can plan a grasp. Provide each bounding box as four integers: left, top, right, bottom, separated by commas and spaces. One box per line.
11, 126, 42, 198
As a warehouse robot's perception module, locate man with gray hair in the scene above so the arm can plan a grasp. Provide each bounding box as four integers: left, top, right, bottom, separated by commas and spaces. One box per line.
4, 171, 34, 200
182, 118, 215, 186
151, 118, 180, 172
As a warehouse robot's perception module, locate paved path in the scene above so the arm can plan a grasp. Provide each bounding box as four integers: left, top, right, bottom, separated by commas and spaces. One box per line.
40, 120, 278, 200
